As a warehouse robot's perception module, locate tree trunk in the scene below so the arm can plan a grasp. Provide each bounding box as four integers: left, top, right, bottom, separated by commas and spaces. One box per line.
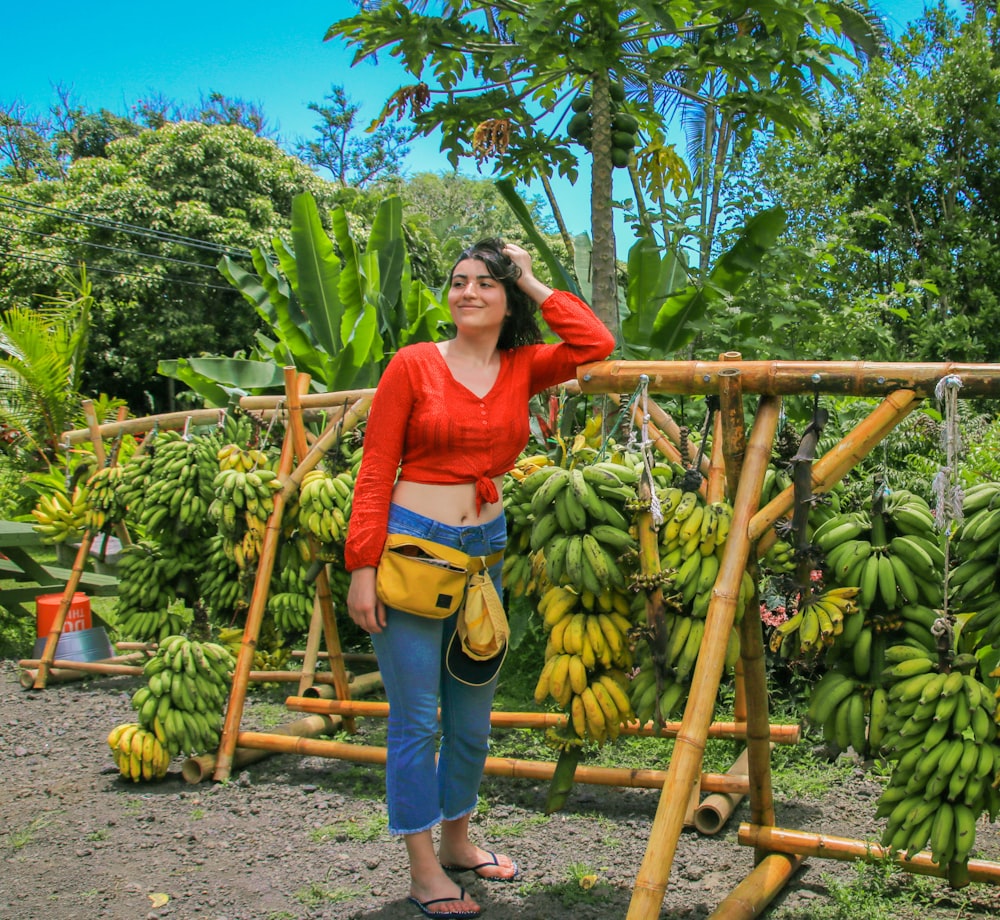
589, 70, 618, 336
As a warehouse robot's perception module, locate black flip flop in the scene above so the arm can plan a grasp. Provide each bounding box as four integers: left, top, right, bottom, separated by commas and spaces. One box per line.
408, 885, 482, 919
442, 850, 520, 881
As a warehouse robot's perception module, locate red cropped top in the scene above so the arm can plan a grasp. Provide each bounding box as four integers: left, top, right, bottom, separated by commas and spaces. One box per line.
344, 290, 615, 570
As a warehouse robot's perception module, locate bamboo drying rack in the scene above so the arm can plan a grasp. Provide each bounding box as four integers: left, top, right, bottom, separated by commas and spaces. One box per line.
27, 357, 1000, 918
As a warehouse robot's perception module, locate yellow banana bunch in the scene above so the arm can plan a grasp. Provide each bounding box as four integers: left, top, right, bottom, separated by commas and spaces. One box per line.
568, 670, 635, 744
768, 587, 860, 658
107, 722, 171, 782
217, 443, 270, 473
30, 488, 87, 544
134, 634, 235, 756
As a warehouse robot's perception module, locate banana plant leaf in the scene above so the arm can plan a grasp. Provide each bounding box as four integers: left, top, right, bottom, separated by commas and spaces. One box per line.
289, 193, 340, 357
157, 357, 285, 407
649, 206, 787, 354
495, 179, 583, 298
622, 231, 690, 358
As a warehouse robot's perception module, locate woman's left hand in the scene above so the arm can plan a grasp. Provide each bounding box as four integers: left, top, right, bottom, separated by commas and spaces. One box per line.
504, 242, 552, 303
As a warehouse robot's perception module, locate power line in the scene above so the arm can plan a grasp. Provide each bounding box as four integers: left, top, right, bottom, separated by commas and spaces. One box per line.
0, 248, 239, 293
0, 193, 253, 259
0, 221, 231, 274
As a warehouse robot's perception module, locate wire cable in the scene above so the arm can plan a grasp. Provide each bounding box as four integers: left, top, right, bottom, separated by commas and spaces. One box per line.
0, 193, 253, 258
0, 248, 239, 293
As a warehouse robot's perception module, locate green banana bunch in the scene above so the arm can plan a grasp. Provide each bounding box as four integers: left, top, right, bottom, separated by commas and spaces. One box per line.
295, 467, 354, 547
83, 464, 128, 532
134, 634, 235, 757
197, 534, 247, 619
30, 487, 88, 544
950, 484, 1000, 651
875, 645, 1000, 885
107, 722, 171, 782
115, 543, 195, 640
117, 430, 219, 538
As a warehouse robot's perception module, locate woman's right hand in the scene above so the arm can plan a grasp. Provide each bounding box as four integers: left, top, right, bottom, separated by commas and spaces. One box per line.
347, 567, 386, 634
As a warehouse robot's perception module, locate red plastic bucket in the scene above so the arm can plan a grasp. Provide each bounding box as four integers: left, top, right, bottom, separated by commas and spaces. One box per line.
36, 593, 92, 638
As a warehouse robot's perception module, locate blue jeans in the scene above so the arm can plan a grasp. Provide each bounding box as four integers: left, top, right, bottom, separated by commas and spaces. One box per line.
371, 504, 507, 836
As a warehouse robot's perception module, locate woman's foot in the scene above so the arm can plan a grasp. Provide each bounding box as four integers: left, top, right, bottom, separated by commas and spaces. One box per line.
408, 878, 481, 918
439, 846, 519, 881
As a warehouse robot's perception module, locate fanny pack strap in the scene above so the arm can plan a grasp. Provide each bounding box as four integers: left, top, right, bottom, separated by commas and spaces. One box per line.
384, 534, 503, 575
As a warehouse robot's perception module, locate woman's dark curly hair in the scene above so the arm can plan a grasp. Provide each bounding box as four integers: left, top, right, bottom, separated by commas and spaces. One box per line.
449, 238, 544, 349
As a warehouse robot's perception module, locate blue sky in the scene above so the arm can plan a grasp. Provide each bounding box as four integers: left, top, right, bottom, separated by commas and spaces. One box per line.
3, 1, 959, 240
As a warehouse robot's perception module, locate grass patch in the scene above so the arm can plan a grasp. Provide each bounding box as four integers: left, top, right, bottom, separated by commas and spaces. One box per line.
310, 812, 387, 843
2, 816, 53, 850
529, 861, 615, 909
293, 881, 367, 908
486, 814, 550, 838
773, 860, 944, 920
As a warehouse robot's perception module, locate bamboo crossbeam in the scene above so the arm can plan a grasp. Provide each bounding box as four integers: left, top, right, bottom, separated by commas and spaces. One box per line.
578, 359, 1000, 398
738, 824, 1000, 885
708, 852, 805, 920
232, 730, 750, 794
750, 389, 921, 554
282, 697, 801, 744
17, 659, 344, 686
628, 395, 781, 920
239, 388, 376, 411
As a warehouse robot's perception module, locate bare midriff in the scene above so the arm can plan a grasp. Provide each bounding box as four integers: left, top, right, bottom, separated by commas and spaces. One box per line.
391, 478, 506, 527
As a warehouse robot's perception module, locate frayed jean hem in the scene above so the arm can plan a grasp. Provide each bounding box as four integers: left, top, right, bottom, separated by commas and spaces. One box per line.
388, 814, 443, 837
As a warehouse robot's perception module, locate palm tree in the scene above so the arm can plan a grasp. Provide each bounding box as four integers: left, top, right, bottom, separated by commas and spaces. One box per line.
0, 266, 93, 464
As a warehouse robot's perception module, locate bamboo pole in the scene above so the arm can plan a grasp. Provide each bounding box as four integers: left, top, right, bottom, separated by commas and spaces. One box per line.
578, 359, 1000, 398
213, 371, 306, 782
298, 591, 326, 695
693, 746, 759, 836
751, 389, 921, 555
231, 730, 751, 794
628, 395, 781, 920
31, 532, 97, 690
181, 714, 340, 784
18, 654, 147, 687
738, 824, 1000, 885
708, 852, 805, 920
282, 376, 353, 723
282, 697, 801, 743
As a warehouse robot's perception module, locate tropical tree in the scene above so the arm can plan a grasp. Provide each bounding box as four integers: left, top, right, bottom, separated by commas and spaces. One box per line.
0, 122, 339, 410
719, 1, 1000, 363
328, 0, 883, 335
296, 84, 410, 187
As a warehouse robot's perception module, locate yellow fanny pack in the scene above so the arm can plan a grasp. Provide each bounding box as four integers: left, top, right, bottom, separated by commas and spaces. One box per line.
376, 535, 508, 685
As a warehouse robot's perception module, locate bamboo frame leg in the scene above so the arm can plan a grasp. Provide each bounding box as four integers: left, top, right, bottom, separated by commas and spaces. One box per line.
708, 852, 805, 920
627, 395, 781, 920
32, 532, 96, 689
297, 590, 326, 696
751, 389, 920, 555
283, 377, 354, 731
213, 373, 303, 781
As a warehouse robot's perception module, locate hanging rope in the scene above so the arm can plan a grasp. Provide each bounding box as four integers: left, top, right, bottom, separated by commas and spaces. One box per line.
932, 374, 964, 624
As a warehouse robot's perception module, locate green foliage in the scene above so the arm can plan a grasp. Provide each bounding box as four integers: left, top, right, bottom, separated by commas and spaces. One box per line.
728, 5, 1000, 363
0, 122, 339, 411
161, 191, 450, 403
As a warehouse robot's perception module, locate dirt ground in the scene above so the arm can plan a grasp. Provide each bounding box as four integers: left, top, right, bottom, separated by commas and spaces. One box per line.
4, 659, 1000, 920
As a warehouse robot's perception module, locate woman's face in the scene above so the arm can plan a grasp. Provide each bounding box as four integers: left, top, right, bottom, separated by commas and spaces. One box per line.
448, 258, 510, 335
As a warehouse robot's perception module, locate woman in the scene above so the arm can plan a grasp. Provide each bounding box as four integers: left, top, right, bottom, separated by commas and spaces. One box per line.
345, 239, 615, 919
